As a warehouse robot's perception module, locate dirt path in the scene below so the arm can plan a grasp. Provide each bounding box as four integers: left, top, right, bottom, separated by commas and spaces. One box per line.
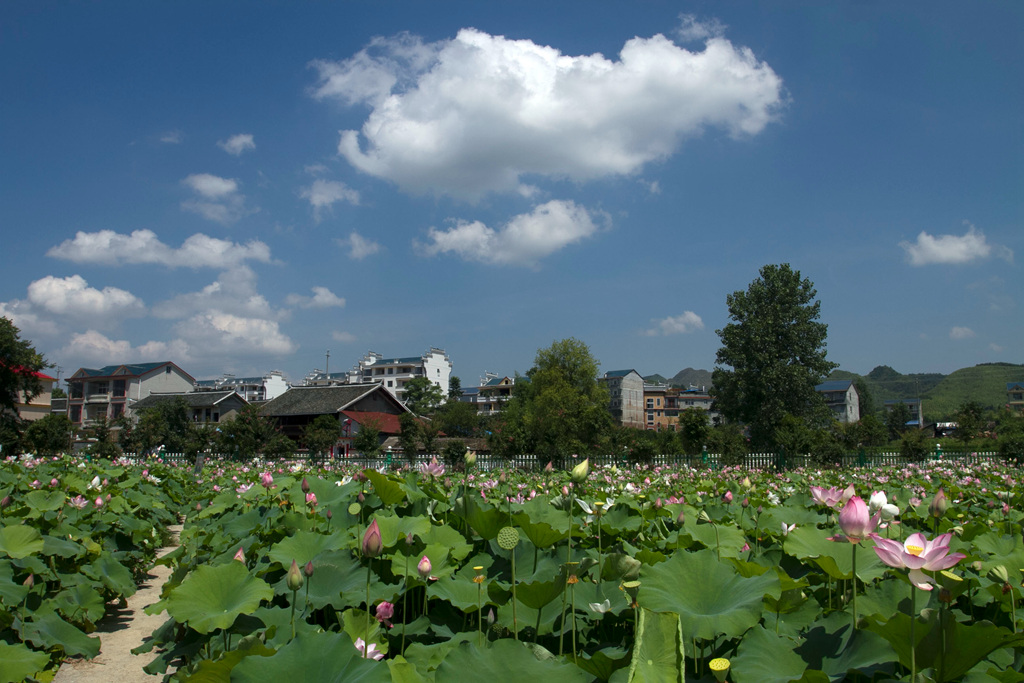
54, 524, 182, 683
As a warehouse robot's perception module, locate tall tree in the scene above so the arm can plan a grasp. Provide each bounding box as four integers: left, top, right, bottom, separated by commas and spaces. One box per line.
678, 407, 711, 456
448, 375, 463, 400
953, 400, 984, 447
304, 415, 341, 458
885, 402, 912, 440
490, 338, 612, 462
1, 318, 48, 451
403, 376, 444, 415
24, 413, 73, 456
712, 264, 837, 450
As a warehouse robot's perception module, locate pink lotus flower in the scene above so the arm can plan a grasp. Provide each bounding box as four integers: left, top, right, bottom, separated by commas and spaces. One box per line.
355, 637, 383, 660
417, 555, 432, 579
233, 547, 245, 562
421, 457, 445, 477
363, 519, 382, 557
838, 496, 880, 543
260, 472, 274, 488
810, 484, 855, 508
722, 490, 733, 504
94, 496, 104, 508
873, 532, 966, 590
69, 495, 89, 509
375, 601, 394, 628
305, 492, 317, 508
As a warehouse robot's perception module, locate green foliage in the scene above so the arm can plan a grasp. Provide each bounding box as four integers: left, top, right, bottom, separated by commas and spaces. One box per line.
352, 417, 382, 457
997, 422, 1024, 464
397, 412, 419, 463
304, 415, 341, 457
953, 400, 984, 446
899, 427, 929, 462
86, 415, 121, 459
489, 338, 612, 462
448, 375, 462, 399
403, 376, 444, 416
431, 399, 479, 438
857, 414, 889, 448
885, 402, 912, 440
441, 439, 467, 470
678, 407, 710, 456
707, 422, 747, 465
712, 264, 837, 450
0, 317, 47, 416
23, 413, 73, 455
216, 404, 289, 458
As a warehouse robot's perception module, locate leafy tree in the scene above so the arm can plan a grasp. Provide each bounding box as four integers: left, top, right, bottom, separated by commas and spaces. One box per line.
417, 419, 441, 456
953, 400, 985, 447
854, 378, 874, 417
24, 413, 73, 455
432, 400, 479, 438
885, 402, 912, 440
0, 317, 48, 453
304, 415, 341, 459
441, 439, 467, 470
86, 415, 121, 459
490, 338, 612, 464
352, 418, 382, 457
712, 264, 837, 450
404, 376, 445, 415
217, 405, 284, 458
706, 422, 748, 466
773, 413, 817, 456
678, 407, 711, 456
398, 412, 420, 463
51, 386, 67, 399
448, 375, 463, 400
132, 397, 194, 453
857, 414, 888, 448
899, 427, 929, 462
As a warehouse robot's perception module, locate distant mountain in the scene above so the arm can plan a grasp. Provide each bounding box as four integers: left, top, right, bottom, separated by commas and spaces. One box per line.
829, 362, 1024, 420
642, 367, 714, 390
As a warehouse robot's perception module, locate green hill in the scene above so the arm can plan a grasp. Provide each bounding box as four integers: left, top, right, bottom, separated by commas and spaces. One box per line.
830, 363, 1024, 421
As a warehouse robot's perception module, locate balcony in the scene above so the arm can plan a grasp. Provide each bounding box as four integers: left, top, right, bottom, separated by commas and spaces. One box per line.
86, 394, 110, 404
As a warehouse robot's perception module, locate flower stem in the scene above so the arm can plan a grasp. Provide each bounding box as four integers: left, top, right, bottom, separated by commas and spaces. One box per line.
851, 544, 858, 630
910, 583, 917, 681
365, 561, 372, 658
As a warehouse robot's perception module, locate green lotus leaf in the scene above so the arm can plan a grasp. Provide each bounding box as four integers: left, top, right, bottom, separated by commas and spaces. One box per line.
597, 504, 642, 538
513, 497, 570, 548
463, 500, 507, 541
23, 489, 65, 514
575, 646, 630, 682
42, 534, 84, 558
516, 576, 564, 610
267, 529, 345, 568
386, 655, 427, 683
730, 624, 807, 683
166, 561, 273, 634
626, 608, 685, 683
0, 641, 50, 683
782, 526, 885, 581
54, 583, 106, 624
680, 517, 748, 558
0, 524, 44, 559
638, 548, 780, 640
419, 524, 473, 562
796, 613, 898, 680
175, 638, 275, 683
83, 551, 136, 597
374, 514, 432, 548
232, 630, 390, 683
364, 469, 407, 507
433, 639, 589, 681
19, 609, 100, 658
865, 608, 1024, 682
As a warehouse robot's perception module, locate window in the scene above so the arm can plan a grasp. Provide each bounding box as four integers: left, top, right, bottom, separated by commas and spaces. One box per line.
166, 366, 171, 374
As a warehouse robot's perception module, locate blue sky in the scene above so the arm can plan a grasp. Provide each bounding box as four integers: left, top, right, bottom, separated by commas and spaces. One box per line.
2, 2, 1021, 389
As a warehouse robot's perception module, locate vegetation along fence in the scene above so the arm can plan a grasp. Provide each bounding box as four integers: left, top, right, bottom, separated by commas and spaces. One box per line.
136, 449, 1002, 471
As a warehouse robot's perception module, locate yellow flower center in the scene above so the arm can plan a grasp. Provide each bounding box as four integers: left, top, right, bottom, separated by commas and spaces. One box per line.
906, 545, 923, 556
709, 659, 730, 671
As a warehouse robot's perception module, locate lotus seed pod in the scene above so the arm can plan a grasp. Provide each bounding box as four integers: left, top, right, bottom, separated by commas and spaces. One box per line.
497, 526, 520, 550
709, 658, 731, 683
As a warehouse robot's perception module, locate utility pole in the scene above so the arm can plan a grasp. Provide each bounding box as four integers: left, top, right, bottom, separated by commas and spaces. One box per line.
325, 350, 330, 381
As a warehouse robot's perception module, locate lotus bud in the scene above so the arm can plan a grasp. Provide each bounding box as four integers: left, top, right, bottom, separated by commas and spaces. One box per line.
989, 565, 1010, 584
1, 495, 10, 509
326, 508, 333, 520
357, 491, 365, 503
301, 477, 310, 493
405, 533, 414, 546
96, 496, 105, 508
722, 490, 733, 504
498, 471, 506, 485
741, 476, 752, 491
570, 458, 590, 485
362, 519, 382, 557
465, 451, 476, 468
757, 505, 764, 515
544, 461, 554, 474
260, 472, 273, 488
304, 560, 314, 578
676, 509, 686, 525
233, 547, 245, 562
742, 497, 749, 508
929, 488, 949, 518
23, 573, 34, 589
50, 478, 59, 487
287, 559, 304, 591
487, 608, 495, 627
305, 492, 317, 507
418, 555, 432, 578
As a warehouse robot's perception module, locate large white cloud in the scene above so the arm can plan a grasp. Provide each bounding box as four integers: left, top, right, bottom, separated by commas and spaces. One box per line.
26, 275, 144, 319
645, 312, 705, 336
151, 267, 280, 321
181, 173, 251, 224
311, 24, 784, 199
419, 200, 603, 266
900, 223, 1013, 266
60, 330, 192, 366
337, 232, 381, 260
174, 311, 296, 355
47, 229, 272, 268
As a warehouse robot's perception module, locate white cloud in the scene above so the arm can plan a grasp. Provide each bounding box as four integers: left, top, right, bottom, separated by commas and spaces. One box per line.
675, 15, 726, 42
949, 326, 976, 340
0, 302, 58, 336
900, 222, 1013, 266
332, 330, 356, 343
419, 200, 603, 267
301, 179, 360, 220
47, 229, 272, 268
312, 26, 784, 199
645, 312, 705, 336
26, 275, 145, 319
337, 231, 381, 260
286, 286, 346, 309
151, 267, 280, 321
175, 311, 296, 355
218, 133, 255, 156
990, 343, 1004, 353
160, 130, 183, 144
181, 173, 251, 224
60, 330, 191, 366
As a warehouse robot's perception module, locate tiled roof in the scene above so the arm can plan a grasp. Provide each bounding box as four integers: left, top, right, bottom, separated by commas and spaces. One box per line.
259, 384, 387, 417
604, 369, 638, 378
131, 391, 244, 410
72, 361, 193, 381
816, 380, 853, 392
1007, 382, 1024, 390
341, 410, 402, 434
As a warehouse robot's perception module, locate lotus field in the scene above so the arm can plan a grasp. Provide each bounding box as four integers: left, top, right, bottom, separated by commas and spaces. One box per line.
2, 455, 1024, 682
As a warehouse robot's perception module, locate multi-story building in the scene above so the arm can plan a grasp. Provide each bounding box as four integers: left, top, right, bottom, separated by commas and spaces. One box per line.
459, 373, 515, 415
196, 370, 289, 403
600, 370, 645, 429
129, 390, 249, 424
672, 385, 720, 426
815, 380, 861, 424
643, 383, 671, 430
341, 349, 453, 405
884, 399, 924, 429
66, 362, 195, 426
8, 369, 56, 422
1008, 382, 1024, 415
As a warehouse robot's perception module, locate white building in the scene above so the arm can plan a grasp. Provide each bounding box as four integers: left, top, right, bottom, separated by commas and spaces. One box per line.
196, 370, 290, 403
306, 348, 453, 406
